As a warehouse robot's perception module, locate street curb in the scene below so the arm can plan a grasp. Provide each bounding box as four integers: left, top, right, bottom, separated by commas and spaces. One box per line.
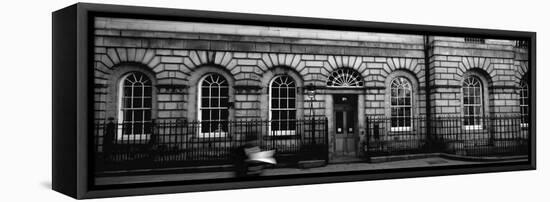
369, 153, 529, 163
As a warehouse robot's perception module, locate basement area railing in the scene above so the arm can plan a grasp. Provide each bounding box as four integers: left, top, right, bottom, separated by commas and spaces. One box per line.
94, 118, 328, 173
365, 115, 529, 158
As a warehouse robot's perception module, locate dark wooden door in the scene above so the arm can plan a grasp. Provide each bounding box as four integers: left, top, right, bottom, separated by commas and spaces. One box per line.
333, 95, 357, 157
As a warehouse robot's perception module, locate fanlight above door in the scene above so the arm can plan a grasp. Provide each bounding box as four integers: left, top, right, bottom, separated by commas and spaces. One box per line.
326, 68, 364, 87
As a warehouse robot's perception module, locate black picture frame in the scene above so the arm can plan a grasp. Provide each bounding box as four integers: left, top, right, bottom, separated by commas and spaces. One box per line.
52, 3, 536, 199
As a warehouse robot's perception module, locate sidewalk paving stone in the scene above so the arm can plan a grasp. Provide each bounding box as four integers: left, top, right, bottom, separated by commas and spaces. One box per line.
95, 157, 527, 185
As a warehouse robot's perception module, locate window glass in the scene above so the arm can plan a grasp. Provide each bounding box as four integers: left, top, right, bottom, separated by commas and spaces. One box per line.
199, 74, 229, 135
118, 72, 153, 137
270, 76, 297, 134
462, 76, 483, 127
520, 80, 529, 126
327, 68, 363, 87
390, 77, 413, 130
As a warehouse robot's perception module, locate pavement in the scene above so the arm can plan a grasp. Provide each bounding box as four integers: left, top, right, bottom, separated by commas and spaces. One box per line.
95, 157, 527, 185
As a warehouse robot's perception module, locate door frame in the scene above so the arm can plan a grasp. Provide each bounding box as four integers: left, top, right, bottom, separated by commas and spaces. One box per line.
322, 88, 366, 163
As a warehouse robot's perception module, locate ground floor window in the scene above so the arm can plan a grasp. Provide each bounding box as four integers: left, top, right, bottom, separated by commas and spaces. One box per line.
520, 80, 529, 127
270, 75, 297, 136
390, 77, 413, 131
117, 72, 153, 140
462, 76, 484, 130
198, 73, 230, 138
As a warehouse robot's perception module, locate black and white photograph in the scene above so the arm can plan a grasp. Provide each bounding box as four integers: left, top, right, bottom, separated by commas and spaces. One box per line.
91, 14, 532, 186
5, 0, 550, 201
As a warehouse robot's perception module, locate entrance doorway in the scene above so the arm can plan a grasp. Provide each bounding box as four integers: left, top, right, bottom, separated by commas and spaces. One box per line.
333, 94, 358, 161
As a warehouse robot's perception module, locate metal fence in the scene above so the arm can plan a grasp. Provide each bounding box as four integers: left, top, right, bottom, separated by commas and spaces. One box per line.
94, 115, 528, 173
94, 118, 328, 173
365, 115, 529, 158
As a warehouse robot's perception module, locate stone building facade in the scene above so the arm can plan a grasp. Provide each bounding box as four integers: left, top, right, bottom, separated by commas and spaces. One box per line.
93, 17, 530, 163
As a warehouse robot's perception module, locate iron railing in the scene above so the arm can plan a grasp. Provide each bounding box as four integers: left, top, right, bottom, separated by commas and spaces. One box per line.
365, 115, 529, 158
94, 118, 328, 173
94, 115, 528, 173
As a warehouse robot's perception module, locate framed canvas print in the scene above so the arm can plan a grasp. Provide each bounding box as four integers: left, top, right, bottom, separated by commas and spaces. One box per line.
52, 3, 536, 199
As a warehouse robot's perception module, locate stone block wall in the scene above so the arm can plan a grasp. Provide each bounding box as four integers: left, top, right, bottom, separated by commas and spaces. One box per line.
93, 17, 426, 124
428, 36, 528, 118
92, 17, 530, 156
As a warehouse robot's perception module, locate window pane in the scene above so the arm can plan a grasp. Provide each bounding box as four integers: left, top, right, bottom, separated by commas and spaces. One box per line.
272, 111, 280, 120
201, 98, 210, 107
134, 110, 143, 121
272, 99, 279, 108
220, 98, 229, 108
211, 87, 219, 97
398, 97, 405, 105
211, 98, 219, 107
124, 98, 132, 108
391, 117, 398, 127
202, 109, 210, 120
201, 87, 210, 96
211, 109, 220, 120
289, 110, 296, 120
220, 87, 228, 96
144, 110, 151, 121
336, 111, 343, 133
280, 88, 288, 97
398, 89, 404, 97
289, 98, 296, 108
405, 118, 411, 127
133, 86, 143, 97
221, 109, 229, 120
144, 87, 152, 96
124, 87, 132, 96
123, 123, 132, 135
271, 88, 279, 97
391, 108, 398, 116
404, 107, 411, 117
144, 98, 152, 108
280, 110, 288, 120
124, 110, 132, 122
281, 98, 288, 108
288, 89, 296, 98
133, 98, 142, 108
280, 119, 288, 130
405, 89, 411, 97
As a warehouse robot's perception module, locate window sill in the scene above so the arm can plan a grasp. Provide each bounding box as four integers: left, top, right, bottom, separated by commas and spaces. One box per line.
390, 127, 412, 132
269, 130, 296, 136
464, 125, 483, 130
520, 123, 529, 128
197, 132, 228, 138
115, 134, 150, 142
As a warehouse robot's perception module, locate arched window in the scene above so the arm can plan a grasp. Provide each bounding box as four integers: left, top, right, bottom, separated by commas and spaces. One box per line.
462, 76, 483, 129
270, 75, 297, 136
198, 73, 229, 137
327, 68, 363, 87
117, 72, 153, 140
519, 80, 529, 127
390, 77, 412, 131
